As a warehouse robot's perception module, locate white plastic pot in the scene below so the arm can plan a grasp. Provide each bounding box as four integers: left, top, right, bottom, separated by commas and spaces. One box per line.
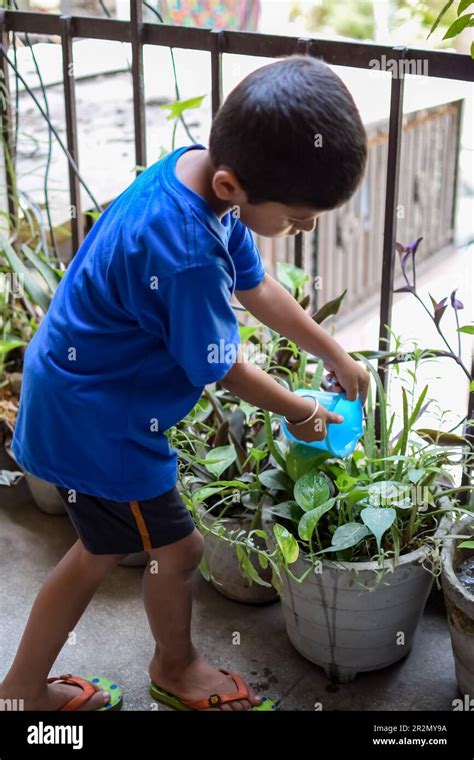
441, 516, 474, 695
268, 514, 450, 682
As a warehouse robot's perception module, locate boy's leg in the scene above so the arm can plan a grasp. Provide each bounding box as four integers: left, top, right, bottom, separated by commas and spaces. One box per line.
143, 528, 262, 711
0, 539, 126, 711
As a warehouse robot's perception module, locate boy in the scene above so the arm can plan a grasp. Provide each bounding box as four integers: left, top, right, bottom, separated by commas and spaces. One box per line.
1, 55, 369, 711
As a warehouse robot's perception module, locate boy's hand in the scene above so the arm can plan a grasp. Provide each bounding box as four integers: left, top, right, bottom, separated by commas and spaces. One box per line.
324, 355, 369, 404
286, 401, 344, 444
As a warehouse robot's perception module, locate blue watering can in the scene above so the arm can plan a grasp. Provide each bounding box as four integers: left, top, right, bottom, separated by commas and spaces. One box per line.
281, 389, 364, 459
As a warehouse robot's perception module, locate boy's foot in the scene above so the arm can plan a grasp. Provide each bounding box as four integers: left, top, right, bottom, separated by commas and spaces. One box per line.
149, 652, 262, 711
0, 678, 110, 711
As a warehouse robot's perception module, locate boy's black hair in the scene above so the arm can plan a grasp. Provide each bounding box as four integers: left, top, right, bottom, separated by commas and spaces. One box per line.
209, 55, 367, 210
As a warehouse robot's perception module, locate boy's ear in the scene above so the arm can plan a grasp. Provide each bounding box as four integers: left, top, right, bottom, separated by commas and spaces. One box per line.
212, 167, 246, 204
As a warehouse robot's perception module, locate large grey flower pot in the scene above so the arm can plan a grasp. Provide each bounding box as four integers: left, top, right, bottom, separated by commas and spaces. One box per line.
441, 516, 474, 695
267, 514, 450, 683
197, 504, 279, 605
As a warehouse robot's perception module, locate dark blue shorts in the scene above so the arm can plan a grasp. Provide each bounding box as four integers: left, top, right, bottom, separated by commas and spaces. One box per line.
55, 485, 196, 555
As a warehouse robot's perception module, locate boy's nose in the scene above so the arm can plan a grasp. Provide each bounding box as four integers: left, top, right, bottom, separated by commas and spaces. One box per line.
297, 218, 318, 233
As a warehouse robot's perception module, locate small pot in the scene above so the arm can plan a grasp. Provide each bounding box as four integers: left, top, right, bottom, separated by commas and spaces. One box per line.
441, 516, 474, 695
196, 504, 279, 604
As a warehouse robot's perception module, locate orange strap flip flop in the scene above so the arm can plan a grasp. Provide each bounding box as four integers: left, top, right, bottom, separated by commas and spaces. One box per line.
47, 674, 123, 711
150, 667, 276, 710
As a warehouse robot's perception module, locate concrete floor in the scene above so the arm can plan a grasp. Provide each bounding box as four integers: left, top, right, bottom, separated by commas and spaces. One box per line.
0, 451, 461, 712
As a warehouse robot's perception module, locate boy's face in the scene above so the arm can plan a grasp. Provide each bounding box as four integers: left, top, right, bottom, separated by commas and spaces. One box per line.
212, 165, 322, 238
237, 200, 321, 238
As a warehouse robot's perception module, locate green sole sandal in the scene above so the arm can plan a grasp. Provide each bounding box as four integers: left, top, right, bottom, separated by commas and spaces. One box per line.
47, 674, 123, 711
150, 668, 276, 711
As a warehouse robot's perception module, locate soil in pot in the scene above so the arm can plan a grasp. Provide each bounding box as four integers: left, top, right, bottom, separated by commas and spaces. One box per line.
456, 557, 474, 595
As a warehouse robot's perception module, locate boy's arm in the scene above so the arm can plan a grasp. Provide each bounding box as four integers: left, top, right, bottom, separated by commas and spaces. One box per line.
220, 360, 344, 443
235, 273, 369, 403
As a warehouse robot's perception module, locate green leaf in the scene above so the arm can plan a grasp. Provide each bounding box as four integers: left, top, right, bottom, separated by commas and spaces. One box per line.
367, 480, 410, 506
191, 479, 246, 504
345, 488, 370, 506
443, 12, 473, 38
458, 540, 474, 549
249, 447, 267, 462
458, 324, 474, 334
264, 410, 286, 470
238, 325, 258, 342
395, 388, 409, 480
354, 353, 388, 461
294, 470, 331, 512
0, 339, 25, 360
21, 244, 61, 294
277, 262, 308, 293
335, 472, 358, 491
286, 445, 329, 482
0, 234, 51, 313
202, 445, 237, 478
361, 507, 396, 553
235, 545, 271, 587
310, 358, 325, 389
311, 290, 347, 325
160, 95, 206, 120
273, 523, 299, 564
267, 500, 302, 521
317, 523, 371, 554
428, 0, 454, 37
298, 498, 336, 542
407, 468, 425, 484
459, 0, 474, 14
259, 468, 293, 491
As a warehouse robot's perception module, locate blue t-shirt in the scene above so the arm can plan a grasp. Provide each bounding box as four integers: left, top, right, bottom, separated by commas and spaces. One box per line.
12, 144, 266, 501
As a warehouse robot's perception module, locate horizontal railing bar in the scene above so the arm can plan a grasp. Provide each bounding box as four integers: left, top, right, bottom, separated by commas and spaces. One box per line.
3, 11, 473, 83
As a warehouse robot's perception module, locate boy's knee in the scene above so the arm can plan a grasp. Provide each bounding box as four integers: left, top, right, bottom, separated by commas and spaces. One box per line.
186, 530, 205, 568
148, 529, 205, 573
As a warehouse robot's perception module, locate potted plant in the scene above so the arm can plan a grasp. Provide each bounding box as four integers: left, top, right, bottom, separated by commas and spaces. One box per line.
173, 387, 283, 603
174, 265, 346, 603
261, 241, 474, 682
441, 515, 474, 695
264, 354, 469, 682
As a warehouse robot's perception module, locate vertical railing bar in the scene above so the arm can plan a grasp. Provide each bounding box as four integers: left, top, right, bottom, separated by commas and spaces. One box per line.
60, 15, 82, 258
0, 9, 17, 232
375, 48, 406, 441
130, 0, 146, 172
450, 98, 463, 237
210, 29, 224, 118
